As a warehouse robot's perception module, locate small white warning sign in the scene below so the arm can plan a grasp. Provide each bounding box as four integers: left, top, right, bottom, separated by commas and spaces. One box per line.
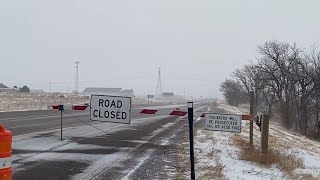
205, 113, 241, 132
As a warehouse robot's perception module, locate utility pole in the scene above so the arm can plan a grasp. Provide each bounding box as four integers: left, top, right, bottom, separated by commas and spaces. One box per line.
155, 67, 163, 95
49, 81, 52, 93
75, 61, 80, 94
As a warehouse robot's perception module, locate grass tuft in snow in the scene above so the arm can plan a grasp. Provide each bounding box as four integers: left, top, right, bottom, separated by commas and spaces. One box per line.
195, 129, 226, 180
200, 162, 225, 180
173, 131, 191, 179
232, 134, 304, 176
291, 173, 319, 180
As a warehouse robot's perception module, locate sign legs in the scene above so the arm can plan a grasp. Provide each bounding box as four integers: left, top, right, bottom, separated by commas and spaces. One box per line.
58, 105, 64, 141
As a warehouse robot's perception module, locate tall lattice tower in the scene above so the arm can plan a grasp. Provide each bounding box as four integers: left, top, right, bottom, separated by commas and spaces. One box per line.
155, 67, 163, 95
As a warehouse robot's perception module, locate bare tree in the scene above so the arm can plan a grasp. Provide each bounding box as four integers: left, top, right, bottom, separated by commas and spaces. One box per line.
224, 40, 320, 139
220, 79, 248, 106
233, 62, 269, 114
305, 44, 320, 139
256, 41, 297, 128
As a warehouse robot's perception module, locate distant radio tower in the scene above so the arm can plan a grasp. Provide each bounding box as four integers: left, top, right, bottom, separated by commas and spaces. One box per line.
156, 67, 163, 95
75, 61, 80, 94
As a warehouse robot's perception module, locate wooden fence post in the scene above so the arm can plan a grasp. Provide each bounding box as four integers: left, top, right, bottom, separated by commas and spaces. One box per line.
249, 91, 254, 148
261, 114, 269, 154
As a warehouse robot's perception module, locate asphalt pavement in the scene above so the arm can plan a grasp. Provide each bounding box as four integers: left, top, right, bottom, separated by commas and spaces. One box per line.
0, 104, 183, 136
1, 101, 213, 180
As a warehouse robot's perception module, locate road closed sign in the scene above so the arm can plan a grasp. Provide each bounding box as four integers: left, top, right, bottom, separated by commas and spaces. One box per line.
90, 95, 131, 124
205, 113, 241, 133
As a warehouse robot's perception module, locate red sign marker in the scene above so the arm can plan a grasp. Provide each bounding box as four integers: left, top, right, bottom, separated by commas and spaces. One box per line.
140, 109, 158, 114
51, 105, 59, 110
72, 105, 88, 111
241, 115, 255, 121
170, 110, 187, 116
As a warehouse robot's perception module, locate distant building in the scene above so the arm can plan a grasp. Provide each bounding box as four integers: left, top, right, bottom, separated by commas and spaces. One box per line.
30, 89, 46, 94
82, 87, 134, 97
0, 83, 18, 93
121, 89, 134, 97
162, 92, 174, 97
82, 88, 122, 96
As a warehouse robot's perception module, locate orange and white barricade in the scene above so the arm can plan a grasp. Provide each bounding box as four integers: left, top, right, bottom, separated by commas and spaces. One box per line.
0, 124, 12, 180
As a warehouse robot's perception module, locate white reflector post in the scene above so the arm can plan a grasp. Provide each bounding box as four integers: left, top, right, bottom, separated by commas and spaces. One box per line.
188, 101, 193, 108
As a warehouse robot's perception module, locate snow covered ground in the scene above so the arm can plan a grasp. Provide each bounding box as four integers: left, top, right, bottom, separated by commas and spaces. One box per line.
0, 93, 188, 112
188, 101, 320, 179
0, 93, 89, 111
10, 100, 320, 179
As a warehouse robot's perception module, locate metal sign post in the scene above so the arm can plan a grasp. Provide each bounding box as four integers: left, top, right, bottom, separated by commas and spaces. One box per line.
188, 102, 195, 180
58, 105, 64, 141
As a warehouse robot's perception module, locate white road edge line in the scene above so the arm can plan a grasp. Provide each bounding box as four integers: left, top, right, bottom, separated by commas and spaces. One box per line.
122, 154, 151, 180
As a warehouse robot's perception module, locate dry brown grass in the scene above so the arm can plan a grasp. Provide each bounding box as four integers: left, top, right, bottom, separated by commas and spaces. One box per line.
174, 127, 227, 180
199, 161, 226, 180
306, 127, 319, 141
197, 146, 226, 180
173, 131, 190, 180
196, 130, 226, 180
291, 173, 320, 180
232, 135, 305, 177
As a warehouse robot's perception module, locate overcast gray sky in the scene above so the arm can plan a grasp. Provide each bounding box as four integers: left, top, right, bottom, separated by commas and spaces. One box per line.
1, 0, 319, 98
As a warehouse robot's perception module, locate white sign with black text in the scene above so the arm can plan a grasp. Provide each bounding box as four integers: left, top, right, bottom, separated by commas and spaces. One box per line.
205, 113, 241, 132
90, 95, 131, 124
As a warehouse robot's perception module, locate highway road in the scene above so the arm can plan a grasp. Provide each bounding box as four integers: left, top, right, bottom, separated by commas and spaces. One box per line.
1, 101, 217, 180
0, 104, 184, 136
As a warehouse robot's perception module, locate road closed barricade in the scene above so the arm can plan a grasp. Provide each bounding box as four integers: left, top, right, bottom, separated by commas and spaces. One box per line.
0, 124, 12, 180
48, 104, 88, 111
72, 105, 88, 111
140, 108, 188, 116
139, 108, 208, 118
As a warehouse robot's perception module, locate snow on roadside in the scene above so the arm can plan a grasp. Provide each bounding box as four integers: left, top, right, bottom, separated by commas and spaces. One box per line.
212, 101, 320, 179
0, 94, 148, 112
194, 129, 287, 179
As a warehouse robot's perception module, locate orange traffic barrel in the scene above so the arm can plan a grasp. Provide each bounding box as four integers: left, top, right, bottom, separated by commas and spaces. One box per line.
0, 124, 12, 180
